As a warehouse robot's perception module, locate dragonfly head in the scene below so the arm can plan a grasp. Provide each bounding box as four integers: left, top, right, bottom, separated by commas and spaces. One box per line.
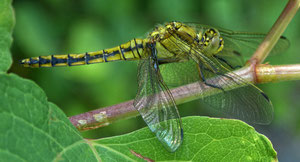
198, 28, 224, 55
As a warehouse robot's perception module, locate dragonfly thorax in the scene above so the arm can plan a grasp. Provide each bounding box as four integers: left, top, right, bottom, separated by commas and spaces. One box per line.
166, 22, 198, 44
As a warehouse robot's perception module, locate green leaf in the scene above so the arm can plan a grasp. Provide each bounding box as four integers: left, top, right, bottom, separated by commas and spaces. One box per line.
0, 74, 277, 161
0, 74, 99, 162
95, 116, 277, 162
0, 0, 14, 72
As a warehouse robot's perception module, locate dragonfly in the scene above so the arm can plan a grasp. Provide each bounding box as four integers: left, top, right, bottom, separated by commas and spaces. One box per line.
21, 21, 289, 152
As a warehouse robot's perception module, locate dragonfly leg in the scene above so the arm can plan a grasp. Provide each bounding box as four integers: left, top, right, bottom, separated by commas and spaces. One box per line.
207, 66, 242, 87
214, 55, 242, 69
204, 59, 239, 83
198, 64, 224, 91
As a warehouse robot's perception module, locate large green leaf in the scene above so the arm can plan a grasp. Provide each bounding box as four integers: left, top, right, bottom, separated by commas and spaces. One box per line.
0, 74, 277, 161
0, 0, 14, 72
95, 116, 277, 162
0, 74, 99, 162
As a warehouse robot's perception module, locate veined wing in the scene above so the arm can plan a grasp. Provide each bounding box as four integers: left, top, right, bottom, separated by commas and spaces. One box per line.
160, 51, 244, 87
196, 55, 273, 124
160, 60, 200, 87
134, 46, 183, 152
159, 34, 273, 124
189, 23, 290, 57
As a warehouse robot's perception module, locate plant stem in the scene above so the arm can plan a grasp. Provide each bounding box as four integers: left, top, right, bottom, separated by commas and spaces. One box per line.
248, 0, 300, 65
69, 64, 300, 131
256, 64, 300, 83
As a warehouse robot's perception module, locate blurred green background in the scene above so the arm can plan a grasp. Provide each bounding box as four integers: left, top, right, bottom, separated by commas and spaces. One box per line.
10, 0, 300, 161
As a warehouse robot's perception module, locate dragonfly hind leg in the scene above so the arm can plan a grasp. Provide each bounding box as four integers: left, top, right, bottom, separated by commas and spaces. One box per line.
214, 55, 242, 70
198, 64, 225, 91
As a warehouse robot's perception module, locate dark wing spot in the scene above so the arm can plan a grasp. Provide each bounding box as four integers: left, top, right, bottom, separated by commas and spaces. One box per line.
280, 36, 287, 40
260, 92, 271, 102
233, 50, 242, 56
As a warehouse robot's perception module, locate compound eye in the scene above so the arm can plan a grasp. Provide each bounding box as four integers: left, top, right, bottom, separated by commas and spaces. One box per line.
219, 37, 224, 48
216, 37, 224, 53
204, 28, 218, 39
201, 36, 205, 43
210, 36, 220, 51
208, 28, 217, 35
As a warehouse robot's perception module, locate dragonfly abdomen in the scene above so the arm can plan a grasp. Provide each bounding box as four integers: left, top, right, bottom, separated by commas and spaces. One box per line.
20, 38, 145, 68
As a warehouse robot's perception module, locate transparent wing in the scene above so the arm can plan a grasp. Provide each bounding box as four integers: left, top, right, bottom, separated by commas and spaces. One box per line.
213, 49, 245, 69
134, 50, 183, 152
160, 60, 199, 87
160, 34, 273, 124
160, 49, 244, 87
197, 55, 273, 124
189, 23, 290, 57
